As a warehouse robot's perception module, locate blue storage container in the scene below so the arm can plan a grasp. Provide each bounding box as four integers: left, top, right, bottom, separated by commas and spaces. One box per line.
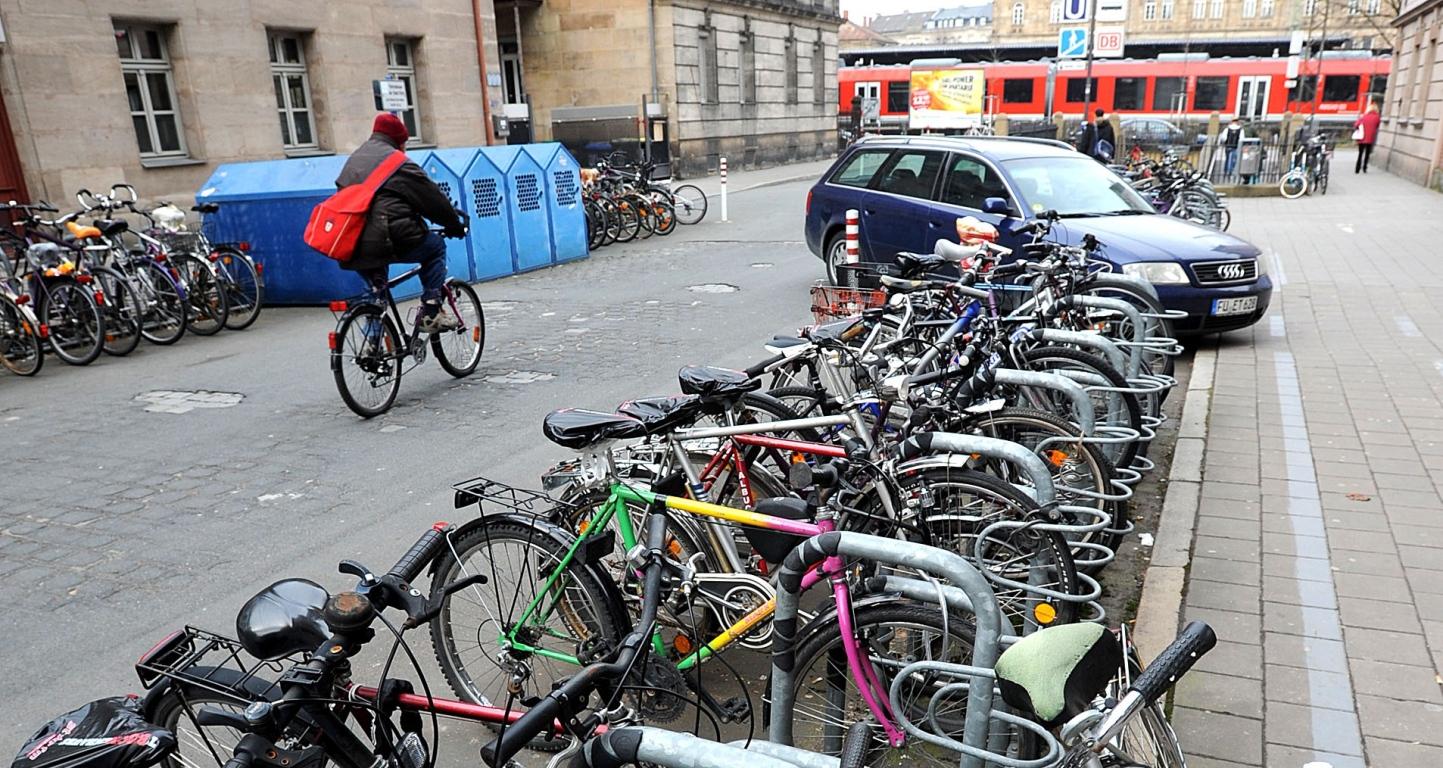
418, 148, 480, 282
458, 148, 517, 281
490, 145, 552, 273
524, 143, 588, 264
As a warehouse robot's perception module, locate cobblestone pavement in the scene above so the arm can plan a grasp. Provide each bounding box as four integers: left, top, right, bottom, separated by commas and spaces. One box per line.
0, 175, 821, 747
1173, 152, 1443, 766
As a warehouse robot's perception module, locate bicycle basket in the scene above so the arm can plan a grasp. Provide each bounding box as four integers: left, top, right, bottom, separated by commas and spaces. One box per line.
152, 230, 205, 255
809, 283, 885, 324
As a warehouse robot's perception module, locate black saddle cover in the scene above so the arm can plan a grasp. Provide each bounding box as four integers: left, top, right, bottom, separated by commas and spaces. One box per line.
13, 697, 175, 768
543, 409, 646, 449
616, 396, 703, 434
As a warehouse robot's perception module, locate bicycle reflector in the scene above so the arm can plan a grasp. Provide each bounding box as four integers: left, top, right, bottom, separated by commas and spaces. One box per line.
237, 241, 251, 252
329, 300, 348, 312
93, 291, 105, 306
208, 251, 221, 262
38, 323, 49, 338
1034, 603, 1057, 625
14, 293, 29, 305
327, 331, 338, 350
75, 273, 93, 284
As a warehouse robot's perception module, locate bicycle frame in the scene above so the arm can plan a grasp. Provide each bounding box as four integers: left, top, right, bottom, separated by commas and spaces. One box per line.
500, 479, 907, 746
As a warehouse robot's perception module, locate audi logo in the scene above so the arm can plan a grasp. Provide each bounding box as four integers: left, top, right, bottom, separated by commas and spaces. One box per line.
1217, 262, 1246, 280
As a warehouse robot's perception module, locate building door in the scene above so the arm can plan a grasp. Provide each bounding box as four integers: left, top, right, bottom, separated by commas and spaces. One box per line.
1236, 76, 1270, 120
0, 88, 28, 207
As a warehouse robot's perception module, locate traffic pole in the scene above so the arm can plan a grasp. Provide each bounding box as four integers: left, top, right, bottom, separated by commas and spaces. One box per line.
844, 208, 860, 287
720, 157, 728, 222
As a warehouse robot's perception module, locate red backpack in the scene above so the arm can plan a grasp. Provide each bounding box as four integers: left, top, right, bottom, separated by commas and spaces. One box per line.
303, 151, 408, 262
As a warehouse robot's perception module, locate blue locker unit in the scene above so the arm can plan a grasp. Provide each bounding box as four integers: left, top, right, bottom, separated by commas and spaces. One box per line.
458, 148, 517, 281
418, 148, 479, 282
492, 145, 553, 272
524, 143, 588, 264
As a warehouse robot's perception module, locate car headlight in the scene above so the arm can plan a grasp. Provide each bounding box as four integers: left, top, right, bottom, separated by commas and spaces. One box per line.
1254, 254, 1270, 277
1122, 262, 1190, 285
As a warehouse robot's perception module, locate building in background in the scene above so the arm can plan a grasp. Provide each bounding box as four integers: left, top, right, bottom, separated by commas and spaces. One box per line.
0, 0, 502, 203
1375, 0, 1443, 187
861, 5, 993, 46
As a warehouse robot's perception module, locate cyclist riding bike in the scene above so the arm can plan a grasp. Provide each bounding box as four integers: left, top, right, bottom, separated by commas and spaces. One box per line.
334, 113, 466, 334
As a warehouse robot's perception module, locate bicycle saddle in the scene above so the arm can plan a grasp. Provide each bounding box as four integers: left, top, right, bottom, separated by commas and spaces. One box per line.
745, 497, 810, 563
805, 317, 865, 342
236, 578, 332, 661
994, 622, 1122, 728
542, 408, 646, 449
934, 239, 980, 263
878, 275, 932, 295
616, 395, 704, 435
677, 366, 760, 401
92, 219, 129, 236
64, 221, 103, 240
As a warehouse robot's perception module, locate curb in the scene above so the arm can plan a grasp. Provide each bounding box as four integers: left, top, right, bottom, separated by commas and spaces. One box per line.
1131, 343, 1216, 663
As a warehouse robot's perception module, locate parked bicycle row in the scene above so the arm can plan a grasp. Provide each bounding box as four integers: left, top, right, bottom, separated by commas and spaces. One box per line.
1117, 152, 1232, 231
582, 158, 707, 250
17, 211, 1219, 768
0, 184, 264, 376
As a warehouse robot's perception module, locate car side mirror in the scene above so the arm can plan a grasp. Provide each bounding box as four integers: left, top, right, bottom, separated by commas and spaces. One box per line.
983, 197, 1011, 216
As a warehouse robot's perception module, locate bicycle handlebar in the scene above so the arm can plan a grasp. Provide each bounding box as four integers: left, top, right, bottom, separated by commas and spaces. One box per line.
387, 526, 447, 584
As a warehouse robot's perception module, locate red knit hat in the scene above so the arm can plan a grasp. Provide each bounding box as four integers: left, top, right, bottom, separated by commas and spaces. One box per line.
373, 113, 409, 145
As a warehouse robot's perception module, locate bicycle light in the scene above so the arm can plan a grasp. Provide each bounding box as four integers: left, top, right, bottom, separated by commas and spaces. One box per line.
327, 332, 338, 351
237, 241, 251, 252
13, 293, 28, 305
329, 300, 348, 312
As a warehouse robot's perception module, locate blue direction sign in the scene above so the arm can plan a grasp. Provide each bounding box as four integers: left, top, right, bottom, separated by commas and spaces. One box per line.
1058, 27, 1088, 58
1062, 0, 1090, 21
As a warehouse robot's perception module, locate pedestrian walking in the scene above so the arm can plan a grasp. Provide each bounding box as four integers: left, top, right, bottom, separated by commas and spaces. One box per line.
1094, 109, 1115, 163
1220, 118, 1246, 178
1352, 100, 1381, 174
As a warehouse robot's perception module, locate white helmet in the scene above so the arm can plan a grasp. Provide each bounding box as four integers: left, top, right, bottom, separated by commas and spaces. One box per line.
152, 204, 187, 232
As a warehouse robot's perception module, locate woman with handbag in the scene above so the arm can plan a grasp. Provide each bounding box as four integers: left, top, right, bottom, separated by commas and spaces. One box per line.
1352, 100, 1381, 174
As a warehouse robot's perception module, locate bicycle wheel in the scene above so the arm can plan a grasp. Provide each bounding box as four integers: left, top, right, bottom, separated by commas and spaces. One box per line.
147, 669, 311, 768
0, 295, 43, 376
598, 199, 621, 246
216, 248, 263, 330
431, 279, 484, 377
93, 266, 142, 357
1020, 346, 1143, 472
1316, 166, 1329, 196
671, 184, 707, 225
176, 254, 229, 336
40, 280, 104, 365
614, 198, 642, 243
138, 262, 188, 345
428, 518, 622, 749
1080, 281, 1176, 381
629, 194, 656, 239
332, 306, 402, 418
650, 200, 677, 236
1279, 170, 1308, 199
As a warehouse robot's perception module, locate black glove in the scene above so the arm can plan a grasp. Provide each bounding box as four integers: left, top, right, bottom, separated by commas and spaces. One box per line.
443, 222, 467, 239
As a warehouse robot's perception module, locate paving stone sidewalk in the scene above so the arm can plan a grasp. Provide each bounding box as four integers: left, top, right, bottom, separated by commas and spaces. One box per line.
1171, 151, 1443, 767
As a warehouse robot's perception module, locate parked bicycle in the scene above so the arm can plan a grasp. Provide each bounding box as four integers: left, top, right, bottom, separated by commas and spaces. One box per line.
1279, 133, 1331, 199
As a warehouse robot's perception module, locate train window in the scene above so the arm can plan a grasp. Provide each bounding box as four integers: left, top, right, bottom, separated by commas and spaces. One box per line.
887, 81, 910, 113
1288, 76, 1317, 103
940, 155, 1010, 211
830, 149, 892, 189
1323, 75, 1361, 102
1152, 77, 1186, 111
1193, 77, 1229, 110
1065, 78, 1097, 102
1368, 74, 1389, 100
1115, 78, 1146, 110
1003, 78, 1034, 103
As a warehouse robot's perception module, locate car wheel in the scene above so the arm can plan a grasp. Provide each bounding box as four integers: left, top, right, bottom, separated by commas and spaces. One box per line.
824, 232, 855, 288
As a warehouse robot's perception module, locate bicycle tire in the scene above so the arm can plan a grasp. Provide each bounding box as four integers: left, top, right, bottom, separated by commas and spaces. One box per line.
40, 279, 105, 365
93, 266, 142, 357
1020, 346, 1143, 472
598, 199, 621, 246
147, 669, 286, 768
628, 194, 656, 239
1079, 281, 1177, 381
428, 518, 622, 750
0, 295, 43, 376
614, 198, 642, 243
176, 254, 229, 336
650, 199, 677, 236
332, 306, 402, 418
215, 247, 263, 330
1279, 171, 1308, 199
671, 184, 707, 225
431, 279, 485, 377
138, 261, 188, 345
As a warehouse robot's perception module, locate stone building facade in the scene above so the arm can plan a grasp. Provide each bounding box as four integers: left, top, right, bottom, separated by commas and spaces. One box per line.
0, 0, 503, 203
1375, 0, 1443, 186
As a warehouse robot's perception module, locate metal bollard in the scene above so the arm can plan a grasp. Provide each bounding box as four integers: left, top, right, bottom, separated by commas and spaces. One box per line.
844, 208, 859, 286
719, 156, 728, 222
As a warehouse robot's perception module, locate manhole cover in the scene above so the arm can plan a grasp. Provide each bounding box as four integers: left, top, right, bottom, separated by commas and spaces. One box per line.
686, 283, 739, 293
136, 390, 244, 413
485, 370, 556, 385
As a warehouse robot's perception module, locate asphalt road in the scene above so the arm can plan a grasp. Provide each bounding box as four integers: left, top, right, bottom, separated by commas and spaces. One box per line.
0, 178, 823, 752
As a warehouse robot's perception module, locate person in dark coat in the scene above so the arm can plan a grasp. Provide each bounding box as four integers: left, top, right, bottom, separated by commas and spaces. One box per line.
1094, 109, 1115, 163
334, 113, 466, 332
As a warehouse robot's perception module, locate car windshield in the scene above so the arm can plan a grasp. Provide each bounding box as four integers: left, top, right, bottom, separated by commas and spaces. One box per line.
1003, 156, 1154, 217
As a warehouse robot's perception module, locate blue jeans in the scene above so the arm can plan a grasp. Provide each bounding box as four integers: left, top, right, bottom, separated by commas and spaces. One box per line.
1224, 147, 1239, 176
366, 232, 448, 302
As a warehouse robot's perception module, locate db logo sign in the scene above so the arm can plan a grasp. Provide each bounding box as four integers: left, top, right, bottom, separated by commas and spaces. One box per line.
1094, 28, 1125, 57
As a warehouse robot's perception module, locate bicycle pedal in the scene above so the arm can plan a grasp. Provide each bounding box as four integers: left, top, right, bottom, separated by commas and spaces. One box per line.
718, 696, 751, 723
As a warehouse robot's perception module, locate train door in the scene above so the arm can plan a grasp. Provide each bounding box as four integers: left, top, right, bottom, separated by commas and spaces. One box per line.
1236, 76, 1271, 120
854, 82, 881, 127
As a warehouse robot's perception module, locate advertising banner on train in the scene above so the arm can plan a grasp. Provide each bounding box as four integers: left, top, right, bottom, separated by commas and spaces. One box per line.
908, 68, 985, 130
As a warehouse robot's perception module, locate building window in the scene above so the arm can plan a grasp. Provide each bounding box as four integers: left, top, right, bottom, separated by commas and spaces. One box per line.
699, 26, 719, 104
785, 34, 798, 104
115, 23, 186, 158
1162, 0, 1175, 17
1002, 78, 1034, 103
1365, 0, 1380, 12
500, 42, 525, 104
385, 38, 422, 143
1144, 1, 1157, 19
268, 32, 317, 151
1012, 2, 1025, 25
1304, 0, 1316, 13
1242, 0, 1256, 17
1115, 77, 1146, 109
813, 40, 826, 105
1209, 0, 1224, 17
1259, 0, 1273, 14
886, 80, 909, 112
1153, 77, 1186, 110
1194, 76, 1229, 110
740, 31, 757, 104
1192, 0, 1206, 18
1050, 1, 1062, 22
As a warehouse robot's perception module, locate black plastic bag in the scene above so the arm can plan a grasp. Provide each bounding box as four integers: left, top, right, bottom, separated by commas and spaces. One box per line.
13, 696, 175, 768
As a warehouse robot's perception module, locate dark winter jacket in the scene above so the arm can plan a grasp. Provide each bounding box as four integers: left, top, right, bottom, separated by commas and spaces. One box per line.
333, 132, 462, 272
1097, 120, 1115, 152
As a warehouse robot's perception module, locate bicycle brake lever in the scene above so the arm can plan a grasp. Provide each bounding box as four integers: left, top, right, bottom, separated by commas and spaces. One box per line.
403, 573, 488, 629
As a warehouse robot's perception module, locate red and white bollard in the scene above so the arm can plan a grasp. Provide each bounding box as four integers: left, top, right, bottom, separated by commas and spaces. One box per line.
719, 156, 729, 222
843, 208, 860, 287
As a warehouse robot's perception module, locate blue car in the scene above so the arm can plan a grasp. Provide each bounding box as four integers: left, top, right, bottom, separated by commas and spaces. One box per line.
804, 135, 1272, 334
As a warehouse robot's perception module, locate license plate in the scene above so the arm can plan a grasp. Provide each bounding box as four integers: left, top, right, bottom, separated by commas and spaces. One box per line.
1211, 296, 1258, 316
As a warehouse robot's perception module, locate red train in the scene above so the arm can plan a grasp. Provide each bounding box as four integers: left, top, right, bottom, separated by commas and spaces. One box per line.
840, 54, 1390, 129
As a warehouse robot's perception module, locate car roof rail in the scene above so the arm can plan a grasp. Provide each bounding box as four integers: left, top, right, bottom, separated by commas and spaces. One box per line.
858, 133, 1075, 153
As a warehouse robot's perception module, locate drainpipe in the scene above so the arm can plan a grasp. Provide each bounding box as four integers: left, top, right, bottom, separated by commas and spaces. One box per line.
472, 0, 497, 144
648, 0, 659, 101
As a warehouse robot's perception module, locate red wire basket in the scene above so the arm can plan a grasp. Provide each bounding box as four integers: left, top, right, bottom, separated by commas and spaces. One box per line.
809, 283, 885, 324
